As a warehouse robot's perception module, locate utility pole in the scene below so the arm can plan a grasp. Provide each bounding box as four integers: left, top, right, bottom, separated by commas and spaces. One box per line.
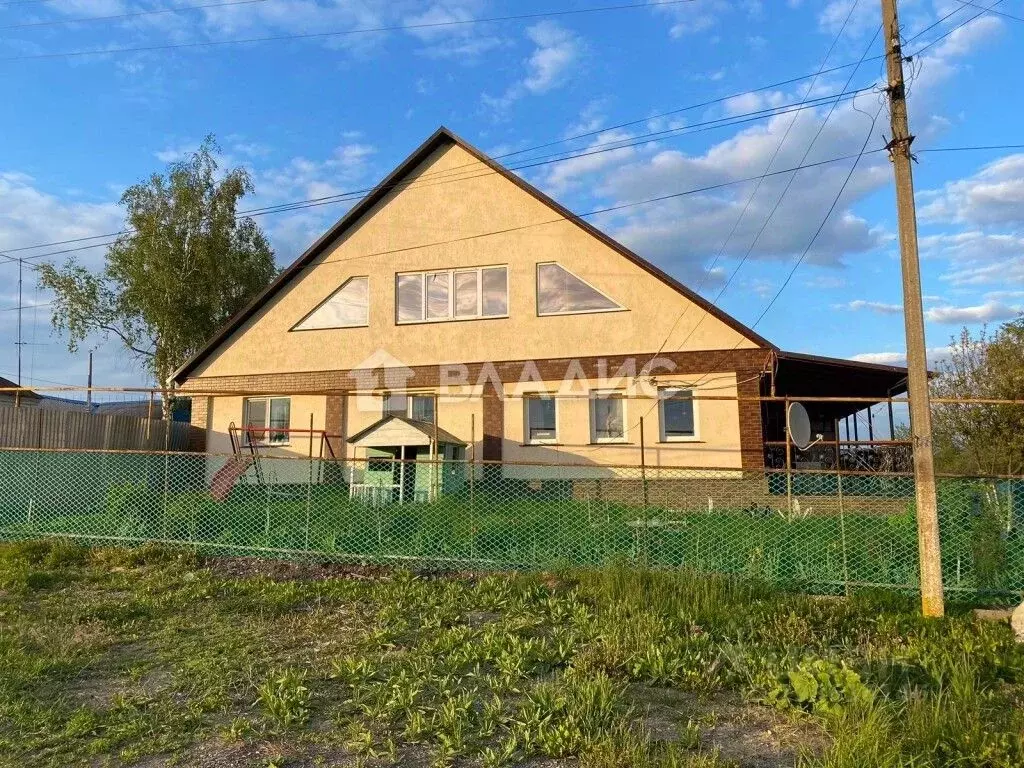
16, 258, 22, 386
881, 0, 944, 617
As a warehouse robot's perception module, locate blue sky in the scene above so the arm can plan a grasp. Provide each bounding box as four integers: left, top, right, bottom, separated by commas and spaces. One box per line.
0, 0, 1022, 392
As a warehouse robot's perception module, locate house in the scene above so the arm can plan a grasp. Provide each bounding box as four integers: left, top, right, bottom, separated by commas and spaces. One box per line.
173, 127, 909, 499
0, 377, 39, 408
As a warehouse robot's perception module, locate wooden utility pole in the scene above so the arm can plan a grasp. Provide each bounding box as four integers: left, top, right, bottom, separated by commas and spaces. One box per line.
881, 0, 944, 617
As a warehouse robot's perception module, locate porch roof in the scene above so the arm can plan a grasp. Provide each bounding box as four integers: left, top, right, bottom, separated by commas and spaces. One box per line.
774, 351, 912, 421
348, 415, 467, 448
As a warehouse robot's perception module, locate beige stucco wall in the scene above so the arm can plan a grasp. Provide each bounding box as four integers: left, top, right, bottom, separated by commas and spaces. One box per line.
188, 142, 757, 381
206, 394, 328, 459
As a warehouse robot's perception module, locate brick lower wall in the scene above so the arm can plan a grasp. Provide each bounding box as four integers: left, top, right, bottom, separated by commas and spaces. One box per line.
179, 348, 774, 469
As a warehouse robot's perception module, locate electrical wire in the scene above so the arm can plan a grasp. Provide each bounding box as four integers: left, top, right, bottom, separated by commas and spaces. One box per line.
639, 0, 866, 372
1, 88, 874, 266
0, 0, 699, 61
953, 0, 1023, 25
6, 0, 1008, 261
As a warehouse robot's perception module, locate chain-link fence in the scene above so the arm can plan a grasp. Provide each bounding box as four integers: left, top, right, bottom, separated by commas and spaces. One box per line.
0, 448, 1021, 598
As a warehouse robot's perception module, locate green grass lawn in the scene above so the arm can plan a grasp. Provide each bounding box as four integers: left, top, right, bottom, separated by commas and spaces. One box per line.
0, 539, 1022, 767
3, 477, 1022, 596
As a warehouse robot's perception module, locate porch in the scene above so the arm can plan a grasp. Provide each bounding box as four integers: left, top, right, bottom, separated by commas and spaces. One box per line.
346, 415, 468, 505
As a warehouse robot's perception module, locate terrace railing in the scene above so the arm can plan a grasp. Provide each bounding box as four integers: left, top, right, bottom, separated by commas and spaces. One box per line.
0, 447, 1020, 599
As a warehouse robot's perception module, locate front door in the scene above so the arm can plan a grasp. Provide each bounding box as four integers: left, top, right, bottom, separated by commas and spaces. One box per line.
393, 446, 419, 503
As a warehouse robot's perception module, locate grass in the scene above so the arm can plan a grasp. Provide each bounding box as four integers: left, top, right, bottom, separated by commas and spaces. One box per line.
0, 539, 1022, 767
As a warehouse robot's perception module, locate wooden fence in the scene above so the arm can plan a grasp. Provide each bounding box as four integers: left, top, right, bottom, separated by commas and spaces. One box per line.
0, 406, 201, 452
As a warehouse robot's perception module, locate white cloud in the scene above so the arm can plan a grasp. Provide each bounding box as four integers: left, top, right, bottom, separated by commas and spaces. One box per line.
482, 21, 582, 113
918, 230, 1024, 288
0, 172, 122, 271
925, 301, 1022, 324
817, 0, 878, 37
851, 346, 955, 367
653, 0, 729, 37
522, 21, 581, 93
919, 153, 1024, 227
840, 299, 904, 314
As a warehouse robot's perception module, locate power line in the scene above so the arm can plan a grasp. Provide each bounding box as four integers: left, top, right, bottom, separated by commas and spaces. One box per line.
954, 0, 1024, 24
0, 0, 698, 61
749, 106, 884, 331
654, 26, 884, 379
3, 0, 992, 259
0, 301, 51, 312
0, 81, 872, 256
0, 0, 269, 31
907, 0, 1005, 57
310, 148, 891, 268
642, 0, 867, 369
1, 89, 874, 266
919, 143, 1024, 153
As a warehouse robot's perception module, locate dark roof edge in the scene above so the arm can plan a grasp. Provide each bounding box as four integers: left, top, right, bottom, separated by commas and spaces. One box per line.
174, 126, 773, 384
776, 349, 910, 375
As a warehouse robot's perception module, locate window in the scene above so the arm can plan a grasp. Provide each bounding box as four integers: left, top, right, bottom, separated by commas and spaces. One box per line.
659, 388, 697, 441
293, 276, 369, 330
384, 392, 408, 418
536, 262, 623, 315
525, 395, 557, 444
410, 394, 435, 423
243, 397, 291, 445
383, 392, 436, 423
395, 266, 508, 323
590, 391, 626, 443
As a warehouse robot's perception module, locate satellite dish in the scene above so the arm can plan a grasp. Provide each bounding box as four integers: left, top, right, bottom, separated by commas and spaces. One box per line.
787, 402, 813, 449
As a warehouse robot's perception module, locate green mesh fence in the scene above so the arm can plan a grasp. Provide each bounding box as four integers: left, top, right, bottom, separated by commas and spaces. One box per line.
0, 448, 1021, 597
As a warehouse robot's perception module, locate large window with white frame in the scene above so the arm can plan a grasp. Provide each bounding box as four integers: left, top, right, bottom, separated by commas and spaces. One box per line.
658, 388, 697, 441
525, 394, 557, 444
590, 390, 626, 443
396, 265, 508, 323
243, 397, 291, 445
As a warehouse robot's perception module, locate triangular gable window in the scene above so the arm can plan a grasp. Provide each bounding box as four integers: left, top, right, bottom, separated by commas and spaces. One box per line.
536, 263, 624, 316
293, 276, 369, 330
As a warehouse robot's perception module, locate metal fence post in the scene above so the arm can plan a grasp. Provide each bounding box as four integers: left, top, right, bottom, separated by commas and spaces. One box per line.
640, 417, 649, 566
305, 413, 313, 552
838, 470, 850, 597
469, 413, 476, 560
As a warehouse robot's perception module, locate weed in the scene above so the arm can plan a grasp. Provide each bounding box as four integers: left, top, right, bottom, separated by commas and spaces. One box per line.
256, 668, 310, 730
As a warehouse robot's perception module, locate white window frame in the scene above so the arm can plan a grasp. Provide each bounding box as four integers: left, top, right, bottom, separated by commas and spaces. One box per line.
242, 396, 291, 446
382, 391, 437, 423
589, 389, 628, 444
524, 394, 558, 445
395, 265, 508, 324
409, 393, 436, 423
658, 387, 699, 442
535, 262, 625, 317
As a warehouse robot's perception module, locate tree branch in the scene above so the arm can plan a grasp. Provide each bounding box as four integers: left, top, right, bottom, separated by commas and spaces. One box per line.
98, 323, 156, 359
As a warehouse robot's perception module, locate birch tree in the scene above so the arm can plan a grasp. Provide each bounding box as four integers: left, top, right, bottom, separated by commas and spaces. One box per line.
39, 137, 276, 418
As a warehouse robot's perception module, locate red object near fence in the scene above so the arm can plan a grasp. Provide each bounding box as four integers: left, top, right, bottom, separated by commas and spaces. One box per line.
210, 455, 253, 502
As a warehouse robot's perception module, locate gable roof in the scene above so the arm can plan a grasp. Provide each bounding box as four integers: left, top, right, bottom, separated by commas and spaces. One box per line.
0, 376, 39, 399
348, 415, 467, 447
173, 127, 774, 384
